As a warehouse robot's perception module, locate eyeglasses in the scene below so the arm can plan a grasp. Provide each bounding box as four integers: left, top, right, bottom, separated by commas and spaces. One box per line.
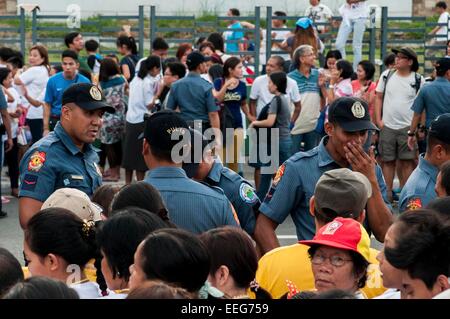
311, 253, 353, 267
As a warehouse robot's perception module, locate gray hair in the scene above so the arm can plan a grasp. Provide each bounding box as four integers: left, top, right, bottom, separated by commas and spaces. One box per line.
292, 44, 314, 69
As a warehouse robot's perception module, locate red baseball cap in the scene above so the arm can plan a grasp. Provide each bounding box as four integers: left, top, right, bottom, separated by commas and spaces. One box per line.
300, 217, 371, 262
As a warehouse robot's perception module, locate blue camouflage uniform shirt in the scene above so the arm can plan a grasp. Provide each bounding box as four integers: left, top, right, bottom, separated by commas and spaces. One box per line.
206, 160, 260, 235
399, 155, 438, 212
144, 166, 240, 234
259, 137, 391, 241
19, 122, 102, 202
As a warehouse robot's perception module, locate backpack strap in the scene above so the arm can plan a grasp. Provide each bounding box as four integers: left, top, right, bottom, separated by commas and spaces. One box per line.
381, 69, 396, 118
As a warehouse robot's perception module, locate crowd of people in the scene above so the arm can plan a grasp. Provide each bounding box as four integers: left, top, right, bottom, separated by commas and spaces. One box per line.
0, 0, 450, 300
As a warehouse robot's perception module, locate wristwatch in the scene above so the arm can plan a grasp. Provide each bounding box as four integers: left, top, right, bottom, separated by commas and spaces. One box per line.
407, 130, 416, 137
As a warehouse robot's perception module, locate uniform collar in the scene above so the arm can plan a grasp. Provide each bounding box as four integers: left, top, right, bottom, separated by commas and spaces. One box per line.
187, 72, 200, 78
435, 76, 449, 83
419, 154, 439, 182
54, 122, 95, 156
318, 137, 337, 167
207, 160, 223, 183
148, 166, 187, 178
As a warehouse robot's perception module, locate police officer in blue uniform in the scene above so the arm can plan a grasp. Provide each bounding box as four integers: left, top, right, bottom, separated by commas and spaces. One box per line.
183, 129, 260, 235
19, 83, 115, 229
254, 97, 394, 254
400, 113, 450, 212
142, 110, 240, 234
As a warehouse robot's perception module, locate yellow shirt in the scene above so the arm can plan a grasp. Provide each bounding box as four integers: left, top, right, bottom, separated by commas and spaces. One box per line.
256, 243, 386, 299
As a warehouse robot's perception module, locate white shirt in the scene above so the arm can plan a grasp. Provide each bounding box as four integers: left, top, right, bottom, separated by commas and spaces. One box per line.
271, 26, 291, 62
126, 74, 160, 124
436, 11, 450, 42
249, 74, 301, 115
19, 65, 49, 119
376, 70, 425, 130
373, 288, 401, 299
339, 1, 368, 21
305, 4, 334, 32
5, 87, 20, 139
71, 281, 102, 299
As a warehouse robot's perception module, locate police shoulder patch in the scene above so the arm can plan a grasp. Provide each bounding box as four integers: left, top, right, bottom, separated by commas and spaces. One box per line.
272, 164, 286, 187
239, 183, 258, 204
406, 197, 423, 211
21, 174, 38, 192
28, 151, 46, 172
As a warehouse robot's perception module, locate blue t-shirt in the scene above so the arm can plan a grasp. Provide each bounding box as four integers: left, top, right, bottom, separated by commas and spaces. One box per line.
226, 22, 244, 53
44, 72, 91, 116
214, 79, 247, 128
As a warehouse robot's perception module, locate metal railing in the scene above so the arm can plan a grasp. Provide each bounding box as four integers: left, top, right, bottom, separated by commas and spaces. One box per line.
0, 6, 448, 75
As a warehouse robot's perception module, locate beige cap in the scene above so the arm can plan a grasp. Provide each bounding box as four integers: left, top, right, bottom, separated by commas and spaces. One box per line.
314, 168, 372, 219
42, 188, 103, 222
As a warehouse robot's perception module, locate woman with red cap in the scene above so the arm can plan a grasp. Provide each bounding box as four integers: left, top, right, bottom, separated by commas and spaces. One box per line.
300, 217, 371, 298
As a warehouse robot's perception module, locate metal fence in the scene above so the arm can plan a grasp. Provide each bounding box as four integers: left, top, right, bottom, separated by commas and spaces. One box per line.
0, 6, 448, 75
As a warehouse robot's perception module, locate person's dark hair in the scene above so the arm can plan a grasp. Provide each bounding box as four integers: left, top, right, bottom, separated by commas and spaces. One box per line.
427, 135, 450, 154
152, 37, 169, 51
25, 208, 97, 269
0, 67, 11, 85
308, 245, 369, 289
426, 197, 450, 220
97, 207, 168, 285
3, 277, 79, 299
274, 11, 287, 24
137, 55, 161, 79
208, 64, 224, 82
99, 58, 121, 83
176, 43, 193, 61
199, 41, 216, 54
200, 227, 271, 299
92, 184, 121, 218
105, 54, 120, 65
138, 228, 210, 293
64, 32, 81, 48
85, 39, 99, 52
358, 60, 375, 81
336, 59, 354, 80
196, 37, 206, 47
223, 56, 241, 78
384, 209, 450, 290
51, 64, 63, 74
0, 47, 16, 62
7, 54, 24, 69
116, 35, 138, 55
61, 49, 79, 62
313, 289, 357, 299
30, 45, 50, 74
313, 207, 362, 225
289, 291, 317, 299
207, 33, 225, 53
383, 53, 396, 68
269, 55, 285, 69
111, 181, 174, 226
166, 61, 187, 79
324, 50, 343, 69
269, 71, 287, 95
436, 1, 447, 9
126, 280, 194, 299
229, 8, 240, 16
438, 160, 450, 198
0, 248, 24, 297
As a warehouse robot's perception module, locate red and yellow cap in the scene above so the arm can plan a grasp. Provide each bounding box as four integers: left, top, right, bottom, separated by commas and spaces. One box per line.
300, 217, 371, 262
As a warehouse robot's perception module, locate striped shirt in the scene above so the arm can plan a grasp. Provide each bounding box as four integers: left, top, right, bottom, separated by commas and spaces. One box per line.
288, 68, 321, 135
